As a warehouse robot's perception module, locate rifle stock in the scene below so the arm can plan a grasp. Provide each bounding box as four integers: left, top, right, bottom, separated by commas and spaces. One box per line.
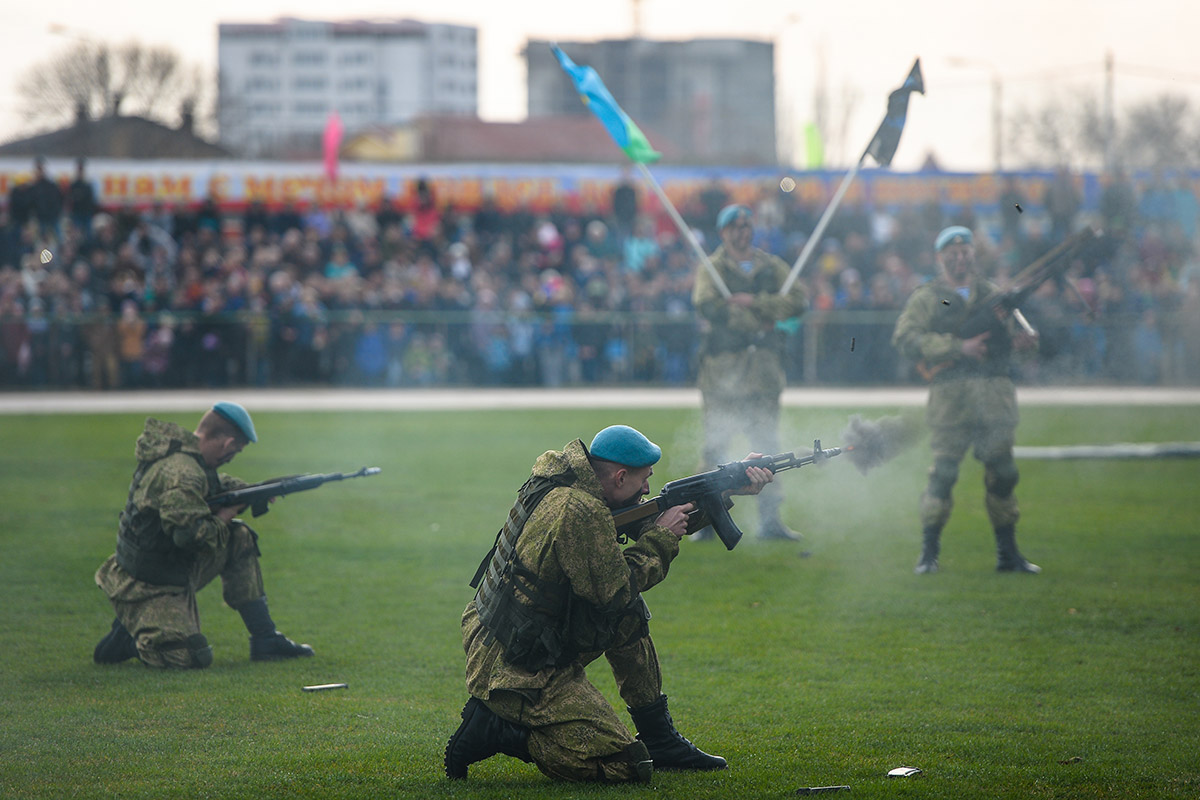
611, 441, 843, 550
209, 466, 381, 517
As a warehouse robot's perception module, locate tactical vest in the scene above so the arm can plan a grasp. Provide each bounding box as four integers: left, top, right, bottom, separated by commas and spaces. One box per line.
115, 441, 218, 587
470, 474, 570, 672
469, 471, 651, 672
700, 254, 788, 357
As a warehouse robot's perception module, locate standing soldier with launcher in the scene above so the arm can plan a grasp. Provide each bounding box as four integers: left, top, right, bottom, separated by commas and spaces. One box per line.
693, 204, 809, 541
891, 226, 1041, 575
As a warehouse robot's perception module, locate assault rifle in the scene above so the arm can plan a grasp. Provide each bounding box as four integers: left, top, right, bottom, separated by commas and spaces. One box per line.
917, 226, 1098, 382
611, 442, 843, 551
209, 467, 381, 517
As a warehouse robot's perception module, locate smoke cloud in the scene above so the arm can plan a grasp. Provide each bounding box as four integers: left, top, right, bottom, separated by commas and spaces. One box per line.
840, 412, 926, 475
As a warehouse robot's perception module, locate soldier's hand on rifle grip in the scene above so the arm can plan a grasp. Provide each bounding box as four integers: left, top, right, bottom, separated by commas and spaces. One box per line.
656, 502, 696, 539
215, 505, 244, 523
961, 330, 990, 361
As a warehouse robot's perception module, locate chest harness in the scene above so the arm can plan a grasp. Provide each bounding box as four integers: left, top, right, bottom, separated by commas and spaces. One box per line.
470, 470, 653, 672
115, 441, 218, 587
469, 474, 573, 672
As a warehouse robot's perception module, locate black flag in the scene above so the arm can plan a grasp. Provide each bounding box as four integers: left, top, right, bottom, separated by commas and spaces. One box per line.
864, 58, 925, 167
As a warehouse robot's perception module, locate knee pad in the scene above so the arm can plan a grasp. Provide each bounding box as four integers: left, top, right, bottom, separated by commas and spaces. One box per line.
985, 458, 1020, 498
186, 633, 213, 669
927, 458, 960, 500
623, 741, 653, 783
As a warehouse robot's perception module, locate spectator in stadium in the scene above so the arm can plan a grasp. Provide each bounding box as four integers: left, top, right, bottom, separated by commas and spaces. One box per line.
67, 158, 99, 239
1045, 167, 1081, 244
610, 171, 638, 244
115, 298, 147, 388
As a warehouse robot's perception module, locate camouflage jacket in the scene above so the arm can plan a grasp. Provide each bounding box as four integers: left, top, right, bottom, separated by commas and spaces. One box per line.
112, 418, 246, 584
892, 275, 1020, 381
463, 439, 680, 695
692, 245, 808, 357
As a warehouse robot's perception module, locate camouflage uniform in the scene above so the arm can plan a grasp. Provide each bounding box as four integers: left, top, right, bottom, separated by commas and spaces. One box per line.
693, 245, 807, 525
94, 418, 263, 668
891, 275, 1022, 537
461, 439, 679, 782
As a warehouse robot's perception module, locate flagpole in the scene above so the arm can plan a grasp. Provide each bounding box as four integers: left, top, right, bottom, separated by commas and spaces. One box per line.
636, 162, 731, 298
779, 153, 865, 297
778, 58, 924, 297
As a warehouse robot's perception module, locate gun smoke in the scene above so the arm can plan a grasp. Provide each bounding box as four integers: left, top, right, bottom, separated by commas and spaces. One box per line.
840, 413, 925, 475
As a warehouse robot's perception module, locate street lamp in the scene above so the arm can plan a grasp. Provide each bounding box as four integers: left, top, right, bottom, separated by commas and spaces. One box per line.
947, 56, 1002, 172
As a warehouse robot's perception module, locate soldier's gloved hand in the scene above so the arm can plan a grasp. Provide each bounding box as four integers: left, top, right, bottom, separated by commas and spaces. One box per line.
656, 502, 696, 539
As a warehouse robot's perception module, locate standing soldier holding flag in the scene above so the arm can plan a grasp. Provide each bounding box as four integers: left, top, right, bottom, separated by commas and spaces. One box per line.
693, 204, 809, 541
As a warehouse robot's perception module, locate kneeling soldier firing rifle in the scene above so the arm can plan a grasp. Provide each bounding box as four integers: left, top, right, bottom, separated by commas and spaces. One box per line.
447, 425, 779, 783
93, 400, 379, 669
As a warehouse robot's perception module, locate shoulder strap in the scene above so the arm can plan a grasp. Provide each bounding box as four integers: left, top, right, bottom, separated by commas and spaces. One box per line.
469, 472, 570, 589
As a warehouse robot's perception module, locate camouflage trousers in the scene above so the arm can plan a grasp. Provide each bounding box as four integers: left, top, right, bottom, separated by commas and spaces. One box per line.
94, 522, 265, 668
482, 631, 663, 782
920, 377, 1020, 530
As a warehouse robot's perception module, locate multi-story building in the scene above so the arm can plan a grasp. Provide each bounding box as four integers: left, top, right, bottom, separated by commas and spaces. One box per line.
218, 17, 477, 158
526, 37, 776, 166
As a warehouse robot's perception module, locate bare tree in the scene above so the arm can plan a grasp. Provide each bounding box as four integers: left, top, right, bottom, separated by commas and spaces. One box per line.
16, 40, 216, 137
1006, 89, 1200, 171
1006, 88, 1100, 170
1119, 95, 1197, 169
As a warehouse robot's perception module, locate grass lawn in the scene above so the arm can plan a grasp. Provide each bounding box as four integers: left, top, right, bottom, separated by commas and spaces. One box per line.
1, 403, 1197, 799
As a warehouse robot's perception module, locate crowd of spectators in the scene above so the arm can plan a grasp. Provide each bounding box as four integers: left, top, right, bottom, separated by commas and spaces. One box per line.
2, 158, 1199, 391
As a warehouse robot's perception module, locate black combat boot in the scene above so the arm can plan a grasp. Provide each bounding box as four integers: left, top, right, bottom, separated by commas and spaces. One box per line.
994, 525, 1041, 573
914, 524, 942, 574
249, 632, 314, 661
444, 697, 533, 780
239, 597, 314, 660
93, 617, 139, 664
627, 694, 727, 771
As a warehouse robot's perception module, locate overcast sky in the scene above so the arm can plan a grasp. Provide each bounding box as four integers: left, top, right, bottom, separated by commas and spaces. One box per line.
2, 0, 1197, 171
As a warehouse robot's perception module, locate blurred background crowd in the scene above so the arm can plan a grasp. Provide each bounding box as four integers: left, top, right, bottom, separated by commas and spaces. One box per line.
2, 162, 1199, 390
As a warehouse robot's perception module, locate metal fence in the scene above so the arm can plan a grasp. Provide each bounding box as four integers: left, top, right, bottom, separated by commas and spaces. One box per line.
2, 309, 1198, 390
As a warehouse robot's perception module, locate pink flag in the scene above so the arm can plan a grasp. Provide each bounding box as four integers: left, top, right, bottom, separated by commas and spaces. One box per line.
323, 111, 344, 182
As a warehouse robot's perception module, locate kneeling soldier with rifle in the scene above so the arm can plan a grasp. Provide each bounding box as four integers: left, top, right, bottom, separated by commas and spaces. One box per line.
93, 402, 314, 668
446, 425, 773, 782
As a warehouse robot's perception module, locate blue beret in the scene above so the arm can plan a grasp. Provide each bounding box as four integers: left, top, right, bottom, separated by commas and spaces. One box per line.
589, 425, 661, 468
935, 226, 974, 252
212, 401, 257, 443
716, 204, 753, 231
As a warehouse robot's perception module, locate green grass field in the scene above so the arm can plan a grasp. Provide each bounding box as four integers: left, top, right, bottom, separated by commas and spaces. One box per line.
2, 403, 1197, 799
